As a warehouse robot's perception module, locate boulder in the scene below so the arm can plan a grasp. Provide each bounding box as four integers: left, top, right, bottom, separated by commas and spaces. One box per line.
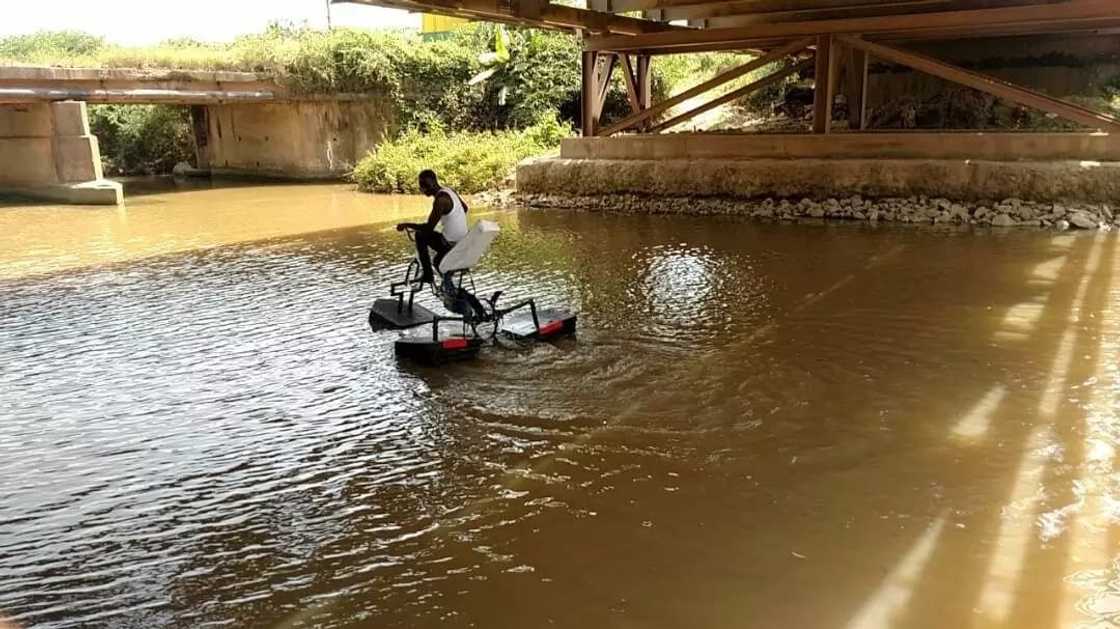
1069, 211, 1098, 229
991, 213, 1016, 227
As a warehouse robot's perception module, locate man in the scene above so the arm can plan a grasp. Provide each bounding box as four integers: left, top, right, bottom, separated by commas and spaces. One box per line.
396, 170, 469, 285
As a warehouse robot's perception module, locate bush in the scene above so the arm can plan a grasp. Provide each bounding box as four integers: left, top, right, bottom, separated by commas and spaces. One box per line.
88, 105, 195, 175
0, 30, 105, 65
352, 113, 569, 194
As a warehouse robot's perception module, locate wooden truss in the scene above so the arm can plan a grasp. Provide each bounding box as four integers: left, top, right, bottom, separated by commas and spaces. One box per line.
586, 30, 1120, 136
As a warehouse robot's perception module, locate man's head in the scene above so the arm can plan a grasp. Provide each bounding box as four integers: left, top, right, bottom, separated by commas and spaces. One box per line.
418, 169, 440, 196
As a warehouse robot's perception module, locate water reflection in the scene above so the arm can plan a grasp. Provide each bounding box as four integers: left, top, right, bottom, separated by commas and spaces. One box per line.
0, 183, 1118, 628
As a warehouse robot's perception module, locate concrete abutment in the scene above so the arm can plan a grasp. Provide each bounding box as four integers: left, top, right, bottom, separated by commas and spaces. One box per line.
0, 101, 122, 205
518, 133, 1120, 205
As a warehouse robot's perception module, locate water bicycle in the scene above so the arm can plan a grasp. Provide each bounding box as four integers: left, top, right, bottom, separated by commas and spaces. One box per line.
368, 220, 577, 363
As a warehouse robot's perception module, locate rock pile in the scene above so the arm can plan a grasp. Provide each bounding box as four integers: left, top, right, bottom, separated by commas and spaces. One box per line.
516, 193, 1118, 231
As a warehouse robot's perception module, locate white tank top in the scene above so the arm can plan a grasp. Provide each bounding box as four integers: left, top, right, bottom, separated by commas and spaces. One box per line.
438, 187, 468, 242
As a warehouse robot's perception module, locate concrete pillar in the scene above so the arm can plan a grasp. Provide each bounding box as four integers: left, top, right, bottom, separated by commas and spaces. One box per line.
0, 101, 122, 205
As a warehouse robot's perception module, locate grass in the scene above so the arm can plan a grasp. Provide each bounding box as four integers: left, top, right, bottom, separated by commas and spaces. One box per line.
352, 114, 569, 194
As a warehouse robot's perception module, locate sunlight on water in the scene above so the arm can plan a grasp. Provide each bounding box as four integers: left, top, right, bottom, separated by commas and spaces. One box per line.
846, 516, 948, 629
976, 426, 1054, 624
950, 384, 1007, 441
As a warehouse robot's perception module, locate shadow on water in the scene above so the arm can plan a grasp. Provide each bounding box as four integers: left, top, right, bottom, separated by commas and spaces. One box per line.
0, 193, 1117, 628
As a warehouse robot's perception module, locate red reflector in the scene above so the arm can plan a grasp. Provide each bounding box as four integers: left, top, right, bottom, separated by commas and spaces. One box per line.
538, 320, 564, 336
441, 338, 469, 350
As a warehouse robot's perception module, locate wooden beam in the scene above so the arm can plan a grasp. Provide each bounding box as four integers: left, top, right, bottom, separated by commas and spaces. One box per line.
597, 37, 814, 136
844, 46, 869, 129
335, 0, 679, 35
650, 59, 812, 132
637, 0, 1058, 21
608, 0, 915, 13
638, 55, 654, 111
645, 17, 1120, 54
584, 0, 1120, 50
695, 0, 1062, 27
620, 54, 643, 114
836, 35, 1120, 131
813, 34, 838, 133
582, 51, 598, 136
595, 53, 618, 114
606, 0, 1055, 15
674, 0, 954, 22
682, 0, 949, 25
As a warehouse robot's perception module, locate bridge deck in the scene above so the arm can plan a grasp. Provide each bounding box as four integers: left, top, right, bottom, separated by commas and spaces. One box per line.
0, 66, 369, 104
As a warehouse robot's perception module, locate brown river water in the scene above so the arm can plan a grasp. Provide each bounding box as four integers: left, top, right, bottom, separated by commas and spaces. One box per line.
1, 179, 1118, 629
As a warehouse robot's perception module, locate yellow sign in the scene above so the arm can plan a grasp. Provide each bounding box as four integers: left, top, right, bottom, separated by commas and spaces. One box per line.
421, 15, 468, 34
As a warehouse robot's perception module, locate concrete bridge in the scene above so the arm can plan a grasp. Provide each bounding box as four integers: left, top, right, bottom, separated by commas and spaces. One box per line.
0, 67, 392, 204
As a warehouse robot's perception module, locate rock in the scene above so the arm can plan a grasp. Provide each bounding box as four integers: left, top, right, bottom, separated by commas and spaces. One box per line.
1069, 211, 1098, 229
172, 161, 193, 176
991, 213, 1016, 227
868, 209, 879, 222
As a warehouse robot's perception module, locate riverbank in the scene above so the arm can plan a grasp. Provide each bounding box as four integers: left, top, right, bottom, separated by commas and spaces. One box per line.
518, 192, 1119, 231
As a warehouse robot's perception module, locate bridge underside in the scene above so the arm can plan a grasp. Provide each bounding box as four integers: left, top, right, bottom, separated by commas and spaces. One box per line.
346, 0, 1120, 203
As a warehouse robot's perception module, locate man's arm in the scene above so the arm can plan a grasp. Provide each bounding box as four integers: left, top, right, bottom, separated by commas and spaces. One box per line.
397, 193, 452, 231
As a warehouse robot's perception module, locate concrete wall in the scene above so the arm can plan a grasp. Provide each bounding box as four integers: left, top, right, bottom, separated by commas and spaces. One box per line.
518, 157, 1120, 204
196, 99, 394, 179
524, 133, 1120, 203
0, 101, 121, 204
561, 133, 1120, 162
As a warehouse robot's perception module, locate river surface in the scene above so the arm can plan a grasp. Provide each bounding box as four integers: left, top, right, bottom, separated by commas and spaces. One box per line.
1, 180, 1119, 629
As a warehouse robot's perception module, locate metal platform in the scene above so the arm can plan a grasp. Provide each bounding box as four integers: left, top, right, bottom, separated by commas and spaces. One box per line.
369, 298, 436, 330
502, 308, 578, 341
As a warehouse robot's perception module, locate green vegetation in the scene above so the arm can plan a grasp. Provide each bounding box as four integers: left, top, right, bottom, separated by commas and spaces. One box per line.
1, 25, 746, 185
88, 105, 195, 176
353, 113, 569, 194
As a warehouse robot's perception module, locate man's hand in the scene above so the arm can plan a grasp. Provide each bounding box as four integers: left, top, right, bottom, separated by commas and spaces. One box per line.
396, 223, 408, 232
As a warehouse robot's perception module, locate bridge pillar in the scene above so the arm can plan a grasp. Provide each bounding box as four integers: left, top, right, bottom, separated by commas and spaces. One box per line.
0, 101, 122, 205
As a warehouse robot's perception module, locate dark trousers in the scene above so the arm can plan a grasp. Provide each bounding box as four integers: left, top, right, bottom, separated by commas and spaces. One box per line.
415, 228, 454, 280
